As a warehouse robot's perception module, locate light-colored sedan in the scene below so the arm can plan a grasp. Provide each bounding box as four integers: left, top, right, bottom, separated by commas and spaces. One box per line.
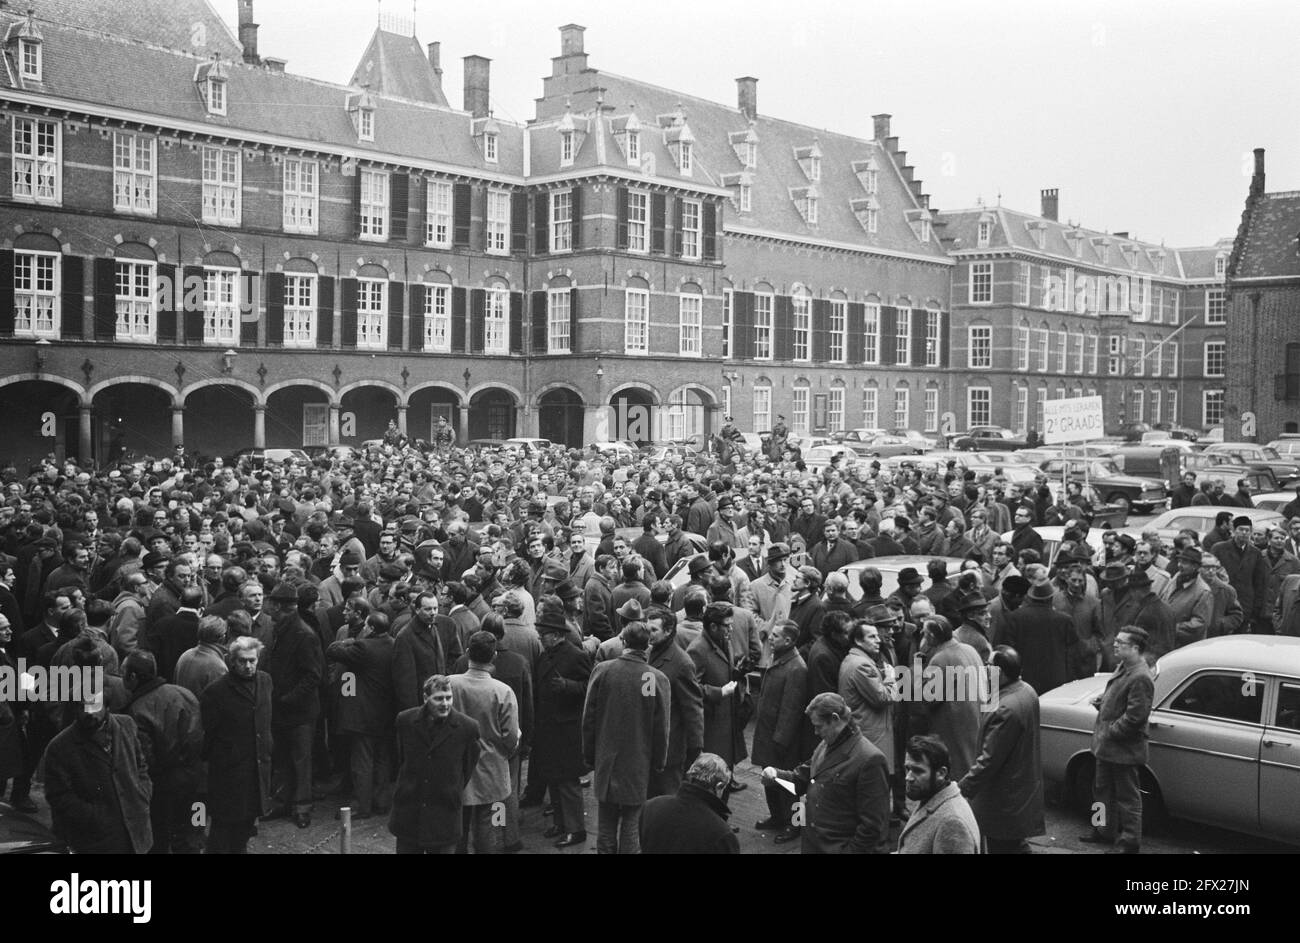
839, 555, 967, 602
1040, 635, 1300, 845
1252, 492, 1298, 515
1120, 506, 1283, 544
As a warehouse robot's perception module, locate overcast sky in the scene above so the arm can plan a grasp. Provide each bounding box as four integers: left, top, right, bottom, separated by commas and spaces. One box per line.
216, 0, 1300, 248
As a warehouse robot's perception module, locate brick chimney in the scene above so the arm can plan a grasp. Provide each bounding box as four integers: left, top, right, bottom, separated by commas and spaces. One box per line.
1251, 147, 1266, 197
554, 24, 589, 77
238, 0, 259, 65
428, 42, 442, 79
463, 55, 491, 118
872, 114, 891, 142
1041, 188, 1059, 221
736, 76, 758, 121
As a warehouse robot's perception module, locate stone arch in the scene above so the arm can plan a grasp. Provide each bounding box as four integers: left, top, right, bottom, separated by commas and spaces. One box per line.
87, 375, 180, 407
263, 378, 338, 404
181, 377, 263, 406
606, 381, 661, 405
337, 379, 404, 401
465, 382, 523, 407
533, 381, 586, 407
0, 373, 87, 402
405, 380, 466, 407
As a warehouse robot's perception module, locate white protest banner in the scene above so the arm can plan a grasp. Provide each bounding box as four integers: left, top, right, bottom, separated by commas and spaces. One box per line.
1042, 395, 1104, 444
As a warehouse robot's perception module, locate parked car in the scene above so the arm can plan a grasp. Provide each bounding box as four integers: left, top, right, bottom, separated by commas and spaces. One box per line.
834, 428, 888, 444
949, 426, 1033, 452
503, 437, 553, 456
1266, 435, 1300, 461
854, 434, 924, 458
589, 440, 638, 457
1181, 455, 1280, 493
894, 429, 938, 452
228, 447, 311, 469
1251, 492, 1299, 515
1040, 635, 1300, 845
839, 555, 967, 602
1120, 506, 1284, 544
0, 800, 66, 854
1200, 443, 1300, 488
802, 444, 859, 473
1038, 457, 1167, 513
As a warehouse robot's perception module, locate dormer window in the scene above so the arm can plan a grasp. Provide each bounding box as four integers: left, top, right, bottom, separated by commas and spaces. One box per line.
561, 130, 575, 165
730, 126, 759, 169
358, 107, 374, 142
795, 141, 823, 183
485, 132, 498, 163
206, 78, 225, 114
977, 219, 992, 247
919, 219, 931, 243
792, 186, 818, 225
1214, 254, 1226, 278
906, 208, 932, 244
809, 155, 821, 182
678, 141, 692, 175
626, 130, 639, 163
615, 111, 643, 167
851, 198, 879, 235
740, 183, 752, 212
662, 109, 694, 176
19, 38, 40, 80
1026, 222, 1046, 250
346, 89, 377, 143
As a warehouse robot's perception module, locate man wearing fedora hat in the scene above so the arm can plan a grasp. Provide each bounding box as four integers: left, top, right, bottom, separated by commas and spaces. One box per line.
750, 542, 793, 666
952, 591, 993, 664
597, 599, 646, 662
1110, 570, 1176, 666
1002, 580, 1082, 697
610, 562, 652, 636
670, 553, 715, 611
1159, 547, 1214, 650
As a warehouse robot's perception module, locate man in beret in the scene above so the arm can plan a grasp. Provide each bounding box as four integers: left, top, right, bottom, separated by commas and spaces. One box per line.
1209, 515, 1269, 633
1159, 546, 1214, 649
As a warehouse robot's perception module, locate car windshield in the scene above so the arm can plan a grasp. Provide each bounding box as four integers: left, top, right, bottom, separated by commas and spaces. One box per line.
1261, 447, 1282, 460
1091, 461, 1122, 476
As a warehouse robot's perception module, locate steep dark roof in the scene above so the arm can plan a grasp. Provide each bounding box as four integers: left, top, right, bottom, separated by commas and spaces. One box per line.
1233, 193, 1300, 280
348, 28, 448, 107
24, 0, 240, 57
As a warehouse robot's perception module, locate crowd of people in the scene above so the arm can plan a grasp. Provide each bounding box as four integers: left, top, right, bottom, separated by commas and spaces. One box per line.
0, 425, 1289, 854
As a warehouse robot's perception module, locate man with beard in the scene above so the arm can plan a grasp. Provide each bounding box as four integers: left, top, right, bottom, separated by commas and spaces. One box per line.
751, 620, 809, 843
391, 591, 449, 712
645, 606, 704, 799
263, 582, 323, 829
897, 735, 981, 854
532, 610, 592, 845
640, 752, 740, 854
761, 692, 890, 854
1159, 547, 1214, 649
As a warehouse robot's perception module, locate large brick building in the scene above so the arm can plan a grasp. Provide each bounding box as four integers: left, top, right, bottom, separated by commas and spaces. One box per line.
1225, 149, 1300, 442
0, 1, 1223, 467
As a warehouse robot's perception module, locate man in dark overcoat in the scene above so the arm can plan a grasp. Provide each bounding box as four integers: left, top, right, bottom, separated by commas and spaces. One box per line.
263, 582, 323, 828
532, 609, 591, 847
646, 606, 704, 799
200, 636, 273, 853
687, 602, 747, 771
326, 611, 397, 818
750, 619, 808, 843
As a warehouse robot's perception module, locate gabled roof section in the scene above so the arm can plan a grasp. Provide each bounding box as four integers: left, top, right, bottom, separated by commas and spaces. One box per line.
21, 0, 240, 58
348, 28, 448, 107
1232, 193, 1300, 280
534, 66, 949, 259
0, 11, 524, 177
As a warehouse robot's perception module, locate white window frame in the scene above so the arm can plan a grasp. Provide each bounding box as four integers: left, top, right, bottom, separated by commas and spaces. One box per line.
792, 387, 810, 436
968, 325, 992, 369
924, 388, 938, 432
753, 386, 772, 433
1016, 323, 1030, 371
754, 292, 773, 360
970, 262, 992, 304
792, 289, 811, 361
1074, 329, 1085, 374
1056, 329, 1067, 372
19, 38, 40, 81
358, 169, 387, 241
12, 117, 60, 205
739, 183, 752, 213
1151, 389, 1162, 425
282, 158, 318, 235
866, 207, 878, 234
1169, 390, 1179, 424
202, 267, 240, 345
1169, 341, 1179, 377
1133, 337, 1146, 377
485, 287, 509, 354
977, 220, 992, 247
803, 194, 818, 225
424, 284, 451, 352
678, 141, 692, 175
1108, 335, 1122, 376
114, 260, 155, 342
1205, 288, 1226, 326
484, 133, 498, 163
862, 387, 879, 428
1152, 336, 1164, 377
206, 77, 226, 116
680, 199, 701, 260
828, 299, 846, 363
486, 188, 510, 255
627, 190, 649, 254
1035, 387, 1048, 433
678, 293, 702, 357
1132, 389, 1145, 424
626, 130, 640, 164
866, 168, 878, 194
112, 132, 156, 216
13, 250, 59, 337
548, 288, 571, 354
356, 277, 387, 350
1015, 386, 1029, 434
624, 288, 649, 355
302, 403, 329, 448
829, 387, 845, 433
358, 108, 375, 142
560, 131, 575, 165
283, 274, 316, 348
201, 145, 240, 226
1204, 340, 1226, 378
426, 180, 452, 248
809, 155, 821, 182
967, 387, 991, 427
1090, 331, 1100, 374
1215, 255, 1227, 278
863, 302, 880, 365
896, 307, 912, 366
1171, 291, 1180, 323
1019, 263, 1031, 306
893, 388, 910, 430
722, 288, 733, 359
550, 190, 573, 253
925, 309, 941, 367
1036, 327, 1049, 372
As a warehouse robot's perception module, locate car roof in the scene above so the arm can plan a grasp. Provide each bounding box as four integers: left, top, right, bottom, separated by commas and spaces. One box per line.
842, 554, 966, 571
1158, 635, 1300, 681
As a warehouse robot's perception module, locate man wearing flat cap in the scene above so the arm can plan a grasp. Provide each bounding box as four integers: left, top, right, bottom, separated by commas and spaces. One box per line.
263, 581, 324, 828
1159, 546, 1214, 650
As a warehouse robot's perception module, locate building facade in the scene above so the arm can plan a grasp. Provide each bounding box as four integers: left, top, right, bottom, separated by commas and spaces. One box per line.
0, 1, 1222, 467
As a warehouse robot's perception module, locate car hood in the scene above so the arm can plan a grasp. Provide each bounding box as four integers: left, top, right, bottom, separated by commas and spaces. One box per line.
1039, 673, 1111, 707
0, 805, 66, 854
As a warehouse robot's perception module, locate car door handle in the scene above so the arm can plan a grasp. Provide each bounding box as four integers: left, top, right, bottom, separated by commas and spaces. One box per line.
1263, 738, 1292, 748
1149, 720, 1175, 729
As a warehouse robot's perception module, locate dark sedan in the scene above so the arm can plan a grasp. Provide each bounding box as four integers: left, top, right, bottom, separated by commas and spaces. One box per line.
1039, 457, 1167, 512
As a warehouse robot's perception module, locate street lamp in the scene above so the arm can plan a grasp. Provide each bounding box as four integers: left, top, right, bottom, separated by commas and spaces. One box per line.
221, 348, 238, 374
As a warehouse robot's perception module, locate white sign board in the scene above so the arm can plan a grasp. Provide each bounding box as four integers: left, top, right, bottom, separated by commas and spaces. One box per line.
1042, 395, 1104, 444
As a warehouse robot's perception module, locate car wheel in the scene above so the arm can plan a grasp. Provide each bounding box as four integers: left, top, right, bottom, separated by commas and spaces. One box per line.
1067, 754, 1096, 815
1106, 493, 1132, 512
